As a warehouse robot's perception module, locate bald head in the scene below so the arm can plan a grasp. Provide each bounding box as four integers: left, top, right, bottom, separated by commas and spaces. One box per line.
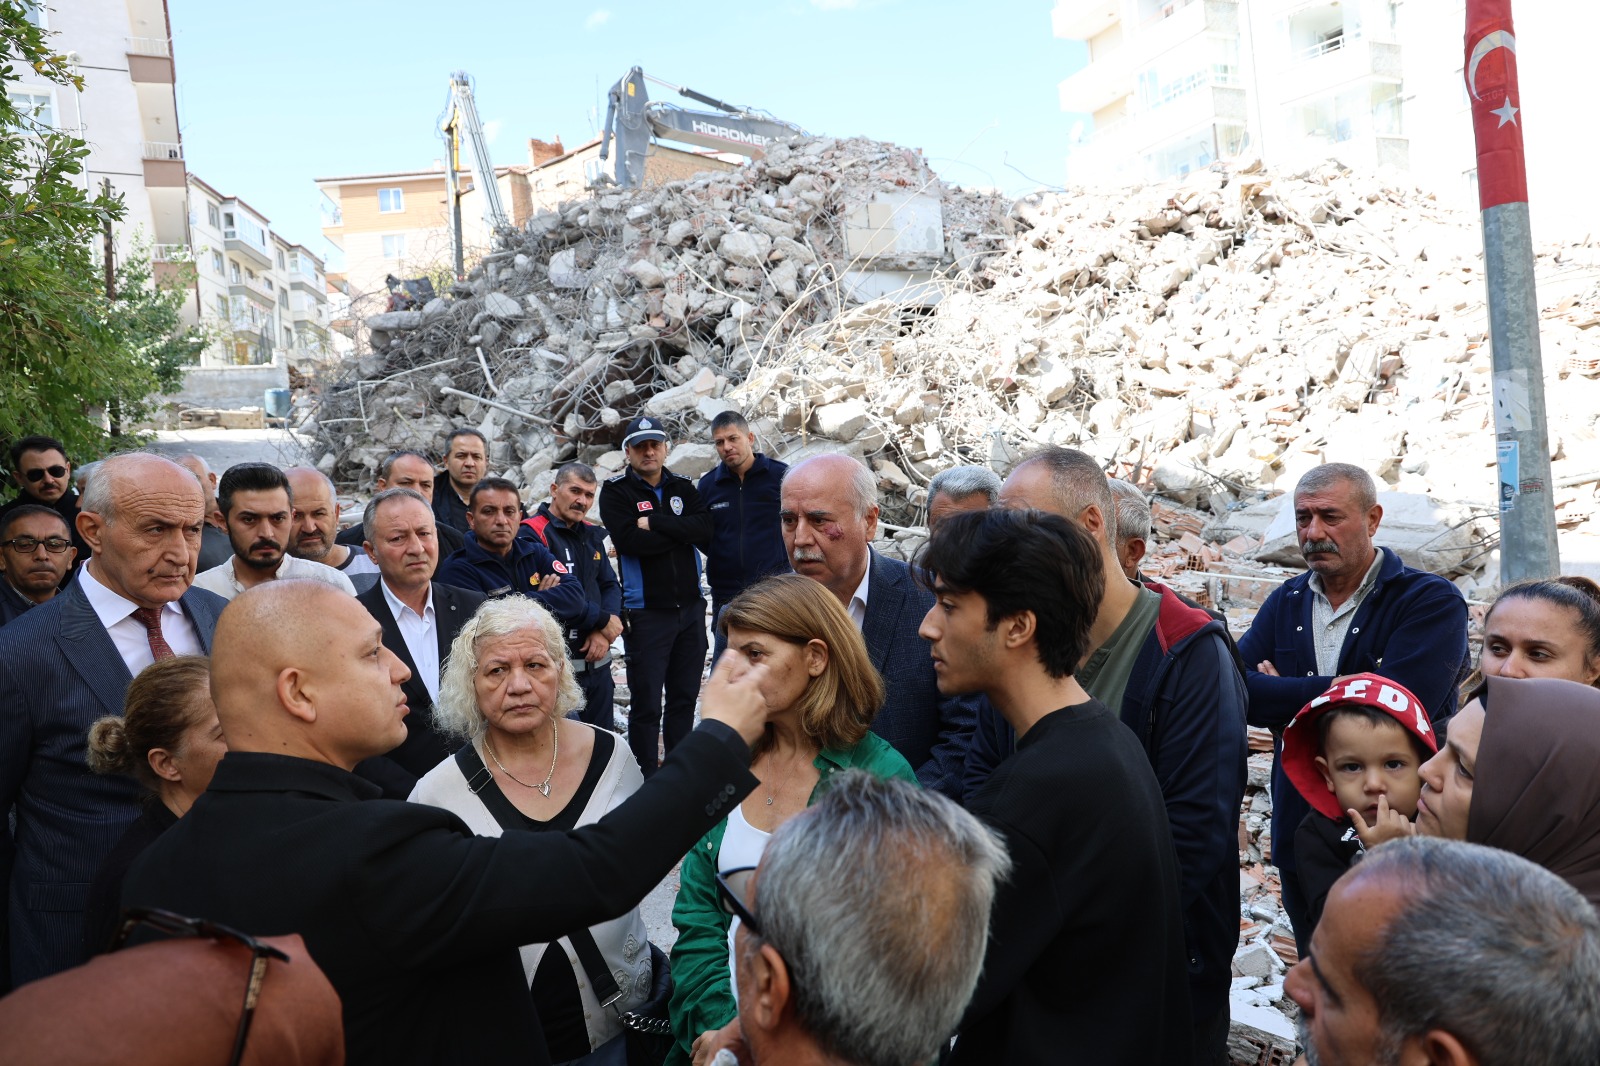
212, 581, 411, 769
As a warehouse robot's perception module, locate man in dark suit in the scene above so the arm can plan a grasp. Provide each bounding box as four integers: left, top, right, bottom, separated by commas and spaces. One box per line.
355, 488, 484, 782
780, 453, 973, 800
122, 579, 772, 1066
0, 453, 227, 989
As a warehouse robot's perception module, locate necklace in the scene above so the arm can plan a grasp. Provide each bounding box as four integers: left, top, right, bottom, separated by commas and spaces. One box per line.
761, 751, 801, 806
484, 719, 559, 797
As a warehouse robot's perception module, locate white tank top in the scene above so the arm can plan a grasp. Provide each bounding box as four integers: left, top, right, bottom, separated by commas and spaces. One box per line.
720, 802, 772, 1003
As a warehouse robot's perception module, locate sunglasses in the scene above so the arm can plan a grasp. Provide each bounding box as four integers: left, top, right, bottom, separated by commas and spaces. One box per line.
715, 866, 761, 935
1, 535, 71, 554
23, 465, 67, 482
110, 907, 291, 1066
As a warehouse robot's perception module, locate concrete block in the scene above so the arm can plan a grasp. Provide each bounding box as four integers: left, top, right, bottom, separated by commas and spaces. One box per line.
667, 443, 719, 479
482, 291, 522, 320
718, 230, 772, 268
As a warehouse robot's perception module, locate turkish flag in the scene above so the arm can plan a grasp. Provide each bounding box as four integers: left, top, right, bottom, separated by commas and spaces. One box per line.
1465, 0, 1528, 209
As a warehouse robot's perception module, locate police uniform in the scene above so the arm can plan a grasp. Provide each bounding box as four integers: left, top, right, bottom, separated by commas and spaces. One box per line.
521, 502, 622, 729
597, 418, 714, 778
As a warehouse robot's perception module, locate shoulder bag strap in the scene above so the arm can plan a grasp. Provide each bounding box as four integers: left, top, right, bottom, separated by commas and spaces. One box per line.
453, 742, 625, 1008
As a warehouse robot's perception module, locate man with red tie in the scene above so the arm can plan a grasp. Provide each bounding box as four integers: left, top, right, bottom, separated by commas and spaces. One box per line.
0, 453, 227, 990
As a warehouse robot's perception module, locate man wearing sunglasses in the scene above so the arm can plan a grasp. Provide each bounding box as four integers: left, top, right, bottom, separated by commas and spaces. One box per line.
0, 505, 76, 627
1, 435, 89, 574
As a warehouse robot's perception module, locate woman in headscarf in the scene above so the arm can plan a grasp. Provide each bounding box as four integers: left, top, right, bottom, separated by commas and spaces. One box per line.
1415, 674, 1600, 908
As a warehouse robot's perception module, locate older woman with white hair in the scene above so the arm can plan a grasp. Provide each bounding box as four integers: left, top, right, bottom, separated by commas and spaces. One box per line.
410, 595, 657, 1065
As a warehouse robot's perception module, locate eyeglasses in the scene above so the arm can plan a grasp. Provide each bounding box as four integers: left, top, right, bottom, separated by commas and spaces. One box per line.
110, 907, 290, 1066
23, 465, 67, 482
715, 865, 761, 936
1, 535, 71, 554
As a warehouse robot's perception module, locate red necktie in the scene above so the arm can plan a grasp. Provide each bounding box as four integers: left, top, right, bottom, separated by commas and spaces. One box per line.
132, 607, 176, 662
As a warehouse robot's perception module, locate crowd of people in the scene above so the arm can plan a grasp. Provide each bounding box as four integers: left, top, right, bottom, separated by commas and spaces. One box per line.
1, 423, 1599, 1066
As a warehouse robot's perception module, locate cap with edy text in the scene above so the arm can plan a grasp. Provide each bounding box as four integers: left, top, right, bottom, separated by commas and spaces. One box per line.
1281, 672, 1439, 819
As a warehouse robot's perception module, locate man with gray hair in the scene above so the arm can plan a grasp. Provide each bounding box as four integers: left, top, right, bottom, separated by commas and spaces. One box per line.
0, 452, 227, 987
1107, 477, 1151, 581
925, 465, 1000, 532
695, 772, 1011, 1066
1237, 462, 1469, 953
780, 453, 974, 799
1287, 835, 1600, 1066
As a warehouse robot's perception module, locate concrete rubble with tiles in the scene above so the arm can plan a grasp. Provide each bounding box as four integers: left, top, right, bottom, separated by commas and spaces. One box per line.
304, 135, 1600, 1062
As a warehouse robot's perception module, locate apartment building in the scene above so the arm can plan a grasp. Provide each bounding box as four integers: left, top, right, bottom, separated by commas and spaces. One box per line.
317, 135, 734, 311
13, 0, 187, 277
185, 174, 331, 369
1052, 0, 1599, 238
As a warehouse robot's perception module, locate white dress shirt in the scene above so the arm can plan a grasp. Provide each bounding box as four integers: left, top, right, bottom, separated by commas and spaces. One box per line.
78, 563, 204, 676
383, 579, 440, 702
847, 552, 873, 630
191, 552, 357, 601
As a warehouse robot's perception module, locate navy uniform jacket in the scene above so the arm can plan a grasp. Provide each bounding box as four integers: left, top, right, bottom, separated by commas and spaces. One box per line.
598, 468, 713, 611
434, 530, 586, 625
121, 725, 758, 1066
521, 503, 622, 657
1236, 546, 1469, 876
697, 455, 789, 600
0, 579, 227, 988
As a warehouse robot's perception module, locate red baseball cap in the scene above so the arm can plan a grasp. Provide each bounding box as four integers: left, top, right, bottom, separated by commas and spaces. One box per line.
1281, 672, 1439, 819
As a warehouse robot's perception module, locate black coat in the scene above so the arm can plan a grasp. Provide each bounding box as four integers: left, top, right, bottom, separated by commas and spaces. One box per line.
121, 727, 757, 1066
952, 700, 1192, 1066
1294, 810, 1363, 938
355, 581, 485, 781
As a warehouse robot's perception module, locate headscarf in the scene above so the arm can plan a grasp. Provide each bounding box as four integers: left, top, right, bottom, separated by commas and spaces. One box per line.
1469, 675, 1600, 909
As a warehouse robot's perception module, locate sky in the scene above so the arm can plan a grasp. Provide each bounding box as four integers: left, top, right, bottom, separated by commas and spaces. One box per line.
165, 0, 1089, 273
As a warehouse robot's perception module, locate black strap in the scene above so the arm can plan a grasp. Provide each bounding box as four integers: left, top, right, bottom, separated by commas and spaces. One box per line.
453, 744, 625, 1008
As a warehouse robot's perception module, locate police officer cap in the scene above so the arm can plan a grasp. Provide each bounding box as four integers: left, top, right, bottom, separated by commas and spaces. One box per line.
622, 416, 669, 448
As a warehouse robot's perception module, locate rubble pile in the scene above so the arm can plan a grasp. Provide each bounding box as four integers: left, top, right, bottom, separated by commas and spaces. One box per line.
308, 141, 1600, 579
304, 136, 1010, 489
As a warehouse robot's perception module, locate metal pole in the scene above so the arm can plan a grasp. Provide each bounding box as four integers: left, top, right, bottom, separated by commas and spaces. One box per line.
1466, 0, 1559, 580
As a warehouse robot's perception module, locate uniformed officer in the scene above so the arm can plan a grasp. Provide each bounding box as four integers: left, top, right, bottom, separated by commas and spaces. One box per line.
522, 462, 623, 729
698, 409, 789, 664
598, 417, 714, 778
434, 477, 586, 625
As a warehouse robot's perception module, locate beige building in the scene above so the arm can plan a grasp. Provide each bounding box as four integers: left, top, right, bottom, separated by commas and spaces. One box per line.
14, 0, 187, 277
317, 136, 734, 311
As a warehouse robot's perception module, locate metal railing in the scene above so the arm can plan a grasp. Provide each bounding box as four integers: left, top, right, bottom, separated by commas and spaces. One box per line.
153, 243, 190, 262
1295, 33, 1350, 63
126, 36, 171, 57
142, 141, 183, 161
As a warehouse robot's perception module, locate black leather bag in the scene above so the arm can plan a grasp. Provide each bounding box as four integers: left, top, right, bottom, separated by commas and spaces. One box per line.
617, 942, 673, 1066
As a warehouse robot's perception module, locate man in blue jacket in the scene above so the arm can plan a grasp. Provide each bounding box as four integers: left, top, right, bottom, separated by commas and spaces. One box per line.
698, 410, 788, 663
966, 446, 1248, 1065
1235, 463, 1469, 956
435, 478, 585, 626
522, 463, 623, 729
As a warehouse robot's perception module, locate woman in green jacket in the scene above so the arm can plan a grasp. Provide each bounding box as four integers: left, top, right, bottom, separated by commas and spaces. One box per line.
668, 574, 918, 1065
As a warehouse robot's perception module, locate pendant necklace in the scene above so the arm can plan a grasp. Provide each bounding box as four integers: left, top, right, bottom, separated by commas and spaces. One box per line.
485, 719, 559, 797
763, 751, 799, 806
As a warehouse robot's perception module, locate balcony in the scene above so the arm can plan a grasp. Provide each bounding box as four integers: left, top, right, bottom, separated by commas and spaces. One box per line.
126, 36, 170, 56
224, 231, 272, 270
143, 140, 182, 161
1052, 0, 1121, 40
125, 37, 174, 84
153, 243, 190, 262
1277, 37, 1402, 104
1134, 81, 1247, 152
1138, 0, 1238, 61
1059, 53, 1134, 114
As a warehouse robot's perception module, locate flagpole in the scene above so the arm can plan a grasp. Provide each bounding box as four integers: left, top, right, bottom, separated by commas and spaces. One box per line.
1466, 0, 1559, 581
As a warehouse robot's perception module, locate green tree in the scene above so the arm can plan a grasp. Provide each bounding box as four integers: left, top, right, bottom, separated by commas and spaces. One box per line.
0, 3, 202, 464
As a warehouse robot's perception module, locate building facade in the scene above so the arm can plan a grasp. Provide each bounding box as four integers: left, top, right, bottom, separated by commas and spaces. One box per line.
12, 0, 187, 278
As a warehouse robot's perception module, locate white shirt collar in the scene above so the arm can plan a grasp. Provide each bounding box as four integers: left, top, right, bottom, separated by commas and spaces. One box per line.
381, 577, 434, 624
847, 551, 872, 629
78, 561, 185, 627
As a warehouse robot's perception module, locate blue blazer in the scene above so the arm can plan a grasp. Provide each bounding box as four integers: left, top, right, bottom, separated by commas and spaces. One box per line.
0, 578, 226, 989
859, 550, 974, 801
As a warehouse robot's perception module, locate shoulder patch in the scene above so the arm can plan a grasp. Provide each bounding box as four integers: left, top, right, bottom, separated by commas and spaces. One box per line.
606, 472, 626, 482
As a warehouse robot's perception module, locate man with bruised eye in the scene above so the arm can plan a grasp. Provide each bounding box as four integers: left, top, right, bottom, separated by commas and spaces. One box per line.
779, 453, 974, 800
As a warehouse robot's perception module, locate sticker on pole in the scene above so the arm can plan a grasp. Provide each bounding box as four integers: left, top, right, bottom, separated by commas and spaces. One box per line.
1497, 439, 1520, 513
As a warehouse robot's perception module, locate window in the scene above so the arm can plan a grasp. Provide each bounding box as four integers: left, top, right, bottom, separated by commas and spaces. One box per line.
279, 290, 289, 309
230, 261, 241, 283
8, 90, 53, 128
263, 277, 273, 292
282, 327, 294, 348
215, 295, 227, 315
206, 201, 220, 228
211, 251, 224, 274
21, 1, 44, 27
378, 187, 404, 213
381, 234, 405, 259
276, 250, 286, 270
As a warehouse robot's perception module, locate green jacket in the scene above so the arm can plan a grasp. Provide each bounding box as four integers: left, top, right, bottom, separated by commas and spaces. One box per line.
666, 733, 918, 1065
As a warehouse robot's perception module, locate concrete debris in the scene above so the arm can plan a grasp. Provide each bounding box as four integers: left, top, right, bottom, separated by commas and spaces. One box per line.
306, 141, 1600, 568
